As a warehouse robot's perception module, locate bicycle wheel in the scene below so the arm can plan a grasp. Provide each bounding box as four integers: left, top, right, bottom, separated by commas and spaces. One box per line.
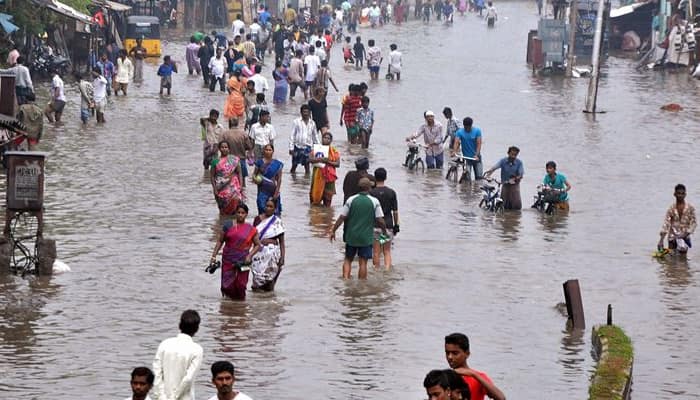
545, 203, 555, 215
404, 153, 412, 167
414, 158, 425, 173
9, 213, 39, 275
494, 202, 504, 215
446, 165, 457, 182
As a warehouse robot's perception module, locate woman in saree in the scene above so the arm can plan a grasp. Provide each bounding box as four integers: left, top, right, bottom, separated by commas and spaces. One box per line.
309, 132, 341, 207
458, 0, 467, 15
252, 144, 283, 215
251, 198, 286, 291
224, 69, 247, 128
272, 60, 289, 104
210, 203, 261, 300
210, 141, 245, 215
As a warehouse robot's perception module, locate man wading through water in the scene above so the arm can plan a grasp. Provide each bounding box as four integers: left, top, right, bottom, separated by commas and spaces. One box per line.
129, 38, 147, 83
658, 183, 697, 253
330, 177, 387, 279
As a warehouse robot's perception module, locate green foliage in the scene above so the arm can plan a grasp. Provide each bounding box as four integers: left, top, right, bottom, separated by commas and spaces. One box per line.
3, 1, 45, 35
2, 0, 93, 36
57, 0, 93, 14
589, 326, 634, 400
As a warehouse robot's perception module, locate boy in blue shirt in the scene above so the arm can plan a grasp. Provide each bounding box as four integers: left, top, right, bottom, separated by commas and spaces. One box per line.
157, 55, 178, 96
543, 161, 571, 210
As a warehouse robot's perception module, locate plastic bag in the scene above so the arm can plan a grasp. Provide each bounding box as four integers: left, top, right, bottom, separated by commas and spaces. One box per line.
677, 237, 689, 251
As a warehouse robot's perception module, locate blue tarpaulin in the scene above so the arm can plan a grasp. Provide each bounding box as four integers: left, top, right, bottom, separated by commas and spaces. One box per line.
0, 13, 19, 34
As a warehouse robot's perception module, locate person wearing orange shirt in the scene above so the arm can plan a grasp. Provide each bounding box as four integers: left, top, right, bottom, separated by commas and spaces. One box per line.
444, 333, 506, 400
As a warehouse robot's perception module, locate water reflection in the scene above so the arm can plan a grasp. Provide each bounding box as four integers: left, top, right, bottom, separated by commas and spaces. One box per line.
0, 274, 59, 398
308, 206, 335, 239
559, 328, 586, 381
0, 276, 58, 350
215, 295, 287, 388
537, 210, 570, 240
496, 211, 522, 242
328, 278, 399, 395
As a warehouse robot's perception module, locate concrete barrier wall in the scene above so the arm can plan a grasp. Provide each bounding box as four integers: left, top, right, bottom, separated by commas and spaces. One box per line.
589, 325, 634, 400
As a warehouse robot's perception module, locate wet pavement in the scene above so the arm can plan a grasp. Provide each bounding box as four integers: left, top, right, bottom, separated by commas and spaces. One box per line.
2, 2, 700, 399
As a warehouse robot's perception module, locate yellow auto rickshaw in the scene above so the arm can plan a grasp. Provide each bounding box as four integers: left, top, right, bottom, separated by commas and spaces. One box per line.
125, 16, 161, 57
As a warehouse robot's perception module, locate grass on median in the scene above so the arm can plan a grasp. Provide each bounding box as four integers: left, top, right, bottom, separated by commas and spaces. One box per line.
589, 325, 633, 400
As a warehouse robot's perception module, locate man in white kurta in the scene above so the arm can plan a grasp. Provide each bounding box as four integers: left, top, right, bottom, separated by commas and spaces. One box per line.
153, 310, 203, 400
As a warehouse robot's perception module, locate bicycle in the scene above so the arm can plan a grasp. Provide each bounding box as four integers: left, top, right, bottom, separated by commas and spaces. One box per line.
403, 140, 425, 172
7, 210, 41, 277
531, 185, 565, 215
479, 178, 504, 214
446, 154, 478, 183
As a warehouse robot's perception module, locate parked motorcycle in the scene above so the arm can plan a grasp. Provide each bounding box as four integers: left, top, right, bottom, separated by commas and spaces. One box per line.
29, 47, 71, 78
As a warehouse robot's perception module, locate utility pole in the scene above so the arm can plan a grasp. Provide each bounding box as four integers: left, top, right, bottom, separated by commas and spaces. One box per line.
566, 0, 578, 77
689, 0, 695, 66
584, 0, 605, 113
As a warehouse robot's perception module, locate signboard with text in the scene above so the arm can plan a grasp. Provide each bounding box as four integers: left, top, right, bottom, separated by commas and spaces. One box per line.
5, 152, 47, 211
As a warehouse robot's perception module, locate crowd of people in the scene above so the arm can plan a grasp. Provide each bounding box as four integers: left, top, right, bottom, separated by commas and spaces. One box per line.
1, 3, 696, 398
121, 311, 507, 400
124, 310, 255, 400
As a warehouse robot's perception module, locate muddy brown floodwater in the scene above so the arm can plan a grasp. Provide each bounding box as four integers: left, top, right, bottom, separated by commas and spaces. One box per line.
2, 2, 700, 399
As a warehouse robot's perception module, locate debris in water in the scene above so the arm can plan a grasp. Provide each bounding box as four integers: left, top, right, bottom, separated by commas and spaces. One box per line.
660, 103, 683, 111
53, 260, 71, 273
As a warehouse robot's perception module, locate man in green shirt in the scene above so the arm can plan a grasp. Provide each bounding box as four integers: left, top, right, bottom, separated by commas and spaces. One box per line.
330, 177, 387, 279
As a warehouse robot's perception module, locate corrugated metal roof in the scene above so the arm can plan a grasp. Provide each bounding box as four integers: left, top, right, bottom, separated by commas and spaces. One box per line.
95, 0, 133, 12
46, 0, 94, 24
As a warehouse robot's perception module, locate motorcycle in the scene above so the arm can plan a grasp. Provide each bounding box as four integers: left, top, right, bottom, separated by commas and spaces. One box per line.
531, 184, 565, 215
29, 47, 71, 78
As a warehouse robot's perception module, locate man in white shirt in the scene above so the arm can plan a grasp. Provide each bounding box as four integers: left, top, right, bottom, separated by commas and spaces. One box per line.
388, 43, 402, 80
208, 47, 228, 92
248, 18, 261, 38
249, 65, 269, 94
207, 361, 253, 400
314, 41, 326, 62
289, 104, 318, 174
92, 66, 108, 123
126, 367, 155, 400
232, 14, 245, 37
248, 110, 276, 160
44, 72, 66, 123
335, 7, 344, 22
303, 46, 321, 98
309, 31, 326, 49
153, 310, 203, 400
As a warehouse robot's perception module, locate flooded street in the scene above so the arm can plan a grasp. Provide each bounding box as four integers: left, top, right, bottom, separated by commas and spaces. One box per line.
2, 1, 700, 398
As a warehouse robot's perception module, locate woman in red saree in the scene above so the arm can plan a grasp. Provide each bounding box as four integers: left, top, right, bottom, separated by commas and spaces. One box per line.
210, 203, 261, 300
210, 141, 244, 215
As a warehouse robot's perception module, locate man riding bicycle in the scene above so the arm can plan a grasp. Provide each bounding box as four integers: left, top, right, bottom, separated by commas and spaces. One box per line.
451, 117, 483, 180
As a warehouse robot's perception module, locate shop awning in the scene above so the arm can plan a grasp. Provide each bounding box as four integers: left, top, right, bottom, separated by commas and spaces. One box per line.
0, 13, 19, 34
46, 0, 94, 24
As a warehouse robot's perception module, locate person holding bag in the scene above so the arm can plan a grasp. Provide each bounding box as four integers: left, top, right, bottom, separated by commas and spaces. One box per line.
309, 132, 341, 206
